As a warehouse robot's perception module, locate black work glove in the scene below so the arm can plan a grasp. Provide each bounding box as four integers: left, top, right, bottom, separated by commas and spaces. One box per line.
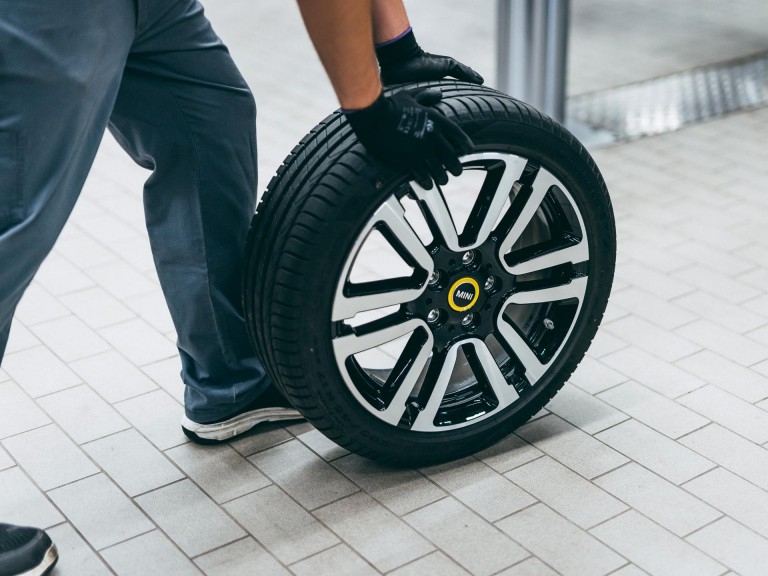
344, 88, 473, 190
376, 28, 484, 86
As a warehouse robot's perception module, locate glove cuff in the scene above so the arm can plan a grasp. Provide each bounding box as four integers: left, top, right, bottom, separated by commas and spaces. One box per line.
375, 28, 422, 66
342, 92, 388, 135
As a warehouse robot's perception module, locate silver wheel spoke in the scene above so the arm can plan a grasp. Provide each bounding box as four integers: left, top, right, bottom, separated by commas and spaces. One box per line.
410, 181, 461, 251
506, 240, 589, 275
411, 345, 459, 432
495, 319, 547, 385
333, 197, 433, 321
506, 276, 588, 305
498, 170, 562, 256
378, 337, 433, 425
472, 341, 521, 406
333, 318, 425, 359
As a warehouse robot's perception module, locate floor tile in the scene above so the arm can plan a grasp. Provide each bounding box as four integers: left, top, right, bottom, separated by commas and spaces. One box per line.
59, 286, 135, 329
676, 350, 768, 403
194, 538, 290, 576
295, 428, 350, 461
30, 315, 111, 362
99, 318, 177, 366
545, 383, 630, 434
389, 552, 471, 576
165, 442, 270, 504
314, 492, 433, 572
405, 497, 528, 576
2, 346, 82, 398
687, 517, 768, 576
48, 474, 154, 550
71, 351, 157, 404
496, 503, 624, 576
0, 381, 51, 439
0, 467, 63, 528
677, 385, 768, 443
47, 522, 112, 576
136, 480, 245, 557
249, 439, 358, 510
3, 424, 98, 490
114, 390, 187, 450
590, 510, 725, 576
101, 530, 202, 576
568, 355, 630, 395
289, 544, 378, 576
474, 433, 544, 474
601, 347, 705, 398
495, 557, 560, 576
224, 485, 339, 564
84, 429, 184, 496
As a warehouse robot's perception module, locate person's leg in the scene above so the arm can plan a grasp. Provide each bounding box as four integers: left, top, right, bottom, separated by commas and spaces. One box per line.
107, 0, 296, 427
0, 1, 136, 360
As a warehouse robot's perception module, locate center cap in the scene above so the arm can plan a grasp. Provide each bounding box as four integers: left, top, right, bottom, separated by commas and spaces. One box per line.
448, 277, 480, 312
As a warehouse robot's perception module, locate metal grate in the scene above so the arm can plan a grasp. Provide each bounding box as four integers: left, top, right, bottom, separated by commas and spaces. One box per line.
568, 51, 768, 143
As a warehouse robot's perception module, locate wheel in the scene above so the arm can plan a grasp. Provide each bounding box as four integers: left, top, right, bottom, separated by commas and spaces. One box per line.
244, 81, 616, 466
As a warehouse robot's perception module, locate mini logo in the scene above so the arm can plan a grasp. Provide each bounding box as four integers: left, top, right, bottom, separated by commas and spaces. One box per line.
448, 277, 480, 312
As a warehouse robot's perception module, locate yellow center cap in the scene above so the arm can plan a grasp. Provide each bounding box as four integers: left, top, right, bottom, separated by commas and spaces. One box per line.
448, 277, 480, 312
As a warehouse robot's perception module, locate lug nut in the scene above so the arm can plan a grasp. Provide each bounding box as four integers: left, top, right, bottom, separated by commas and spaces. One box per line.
484, 276, 496, 291
543, 318, 555, 330
427, 309, 441, 324
461, 251, 475, 266
461, 313, 475, 327
428, 270, 441, 287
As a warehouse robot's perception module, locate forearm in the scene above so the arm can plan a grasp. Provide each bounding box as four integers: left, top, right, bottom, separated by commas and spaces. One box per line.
296, 0, 381, 110
371, 0, 410, 44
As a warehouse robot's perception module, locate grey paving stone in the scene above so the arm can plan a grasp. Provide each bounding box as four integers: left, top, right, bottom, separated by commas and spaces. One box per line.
474, 433, 544, 474
296, 428, 350, 461
101, 530, 203, 576
114, 389, 188, 450
124, 290, 175, 334
0, 368, 7, 383
48, 474, 153, 550
249, 439, 358, 510
612, 287, 697, 330
601, 347, 705, 398
194, 538, 290, 576
679, 424, 768, 491
687, 517, 768, 576
14, 284, 70, 326
224, 485, 339, 564
0, 381, 51, 439
47, 522, 112, 576
2, 346, 82, 398
30, 315, 111, 362
405, 497, 528, 576
545, 383, 630, 434
35, 254, 94, 295
136, 479, 245, 557
228, 423, 292, 457
55, 233, 117, 269
677, 350, 768, 403
99, 317, 177, 366
586, 329, 629, 358
421, 457, 535, 522
597, 381, 709, 439
596, 420, 715, 484
674, 290, 768, 334
141, 356, 185, 404
676, 319, 768, 366
4, 320, 40, 355
684, 467, 768, 540
677, 385, 768, 443
289, 544, 379, 576
332, 453, 446, 516
495, 557, 560, 576
516, 414, 628, 479
497, 503, 624, 576
37, 385, 130, 444
673, 265, 762, 303
605, 566, 649, 576
0, 467, 63, 528
595, 463, 721, 537
390, 551, 471, 576
615, 260, 693, 301
506, 456, 627, 529
591, 510, 725, 576
2, 424, 98, 491
71, 351, 157, 404
605, 315, 700, 362
165, 442, 270, 503
0, 445, 13, 471
85, 261, 156, 301
568, 355, 630, 395
59, 286, 135, 330
84, 428, 183, 496
314, 492, 434, 572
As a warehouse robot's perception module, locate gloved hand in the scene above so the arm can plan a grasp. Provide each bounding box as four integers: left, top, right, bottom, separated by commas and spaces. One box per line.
376, 28, 484, 86
344, 88, 473, 190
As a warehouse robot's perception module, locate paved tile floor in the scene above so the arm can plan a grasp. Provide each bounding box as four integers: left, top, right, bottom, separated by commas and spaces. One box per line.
3, 1, 768, 575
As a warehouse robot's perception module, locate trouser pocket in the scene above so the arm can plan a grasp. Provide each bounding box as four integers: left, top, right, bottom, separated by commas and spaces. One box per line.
0, 131, 23, 232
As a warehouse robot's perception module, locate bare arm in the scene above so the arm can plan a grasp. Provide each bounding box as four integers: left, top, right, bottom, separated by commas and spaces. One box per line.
371, 0, 410, 44
295, 0, 381, 110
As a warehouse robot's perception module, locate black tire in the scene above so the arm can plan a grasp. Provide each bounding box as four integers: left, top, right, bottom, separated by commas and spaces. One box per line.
244, 81, 615, 466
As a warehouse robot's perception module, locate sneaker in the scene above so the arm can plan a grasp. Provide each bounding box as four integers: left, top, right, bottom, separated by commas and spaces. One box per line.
0, 523, 58, 576
181, 384, 304, 444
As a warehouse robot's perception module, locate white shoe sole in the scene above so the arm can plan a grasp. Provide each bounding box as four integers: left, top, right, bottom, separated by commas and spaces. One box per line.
19, 544, 57, 576
182, 407, 303, 442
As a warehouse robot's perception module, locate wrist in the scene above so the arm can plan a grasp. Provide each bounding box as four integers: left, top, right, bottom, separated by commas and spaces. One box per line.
375, 28, 422, 66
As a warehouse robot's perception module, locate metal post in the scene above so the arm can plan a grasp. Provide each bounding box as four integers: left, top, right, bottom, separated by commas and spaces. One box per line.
496, 0, 570, 122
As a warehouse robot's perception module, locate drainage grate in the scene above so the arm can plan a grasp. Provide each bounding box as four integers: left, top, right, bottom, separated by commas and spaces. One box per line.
567, 51, 768, 143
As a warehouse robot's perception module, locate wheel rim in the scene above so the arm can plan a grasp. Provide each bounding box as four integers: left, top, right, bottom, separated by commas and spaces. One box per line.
331, 151, 590, 432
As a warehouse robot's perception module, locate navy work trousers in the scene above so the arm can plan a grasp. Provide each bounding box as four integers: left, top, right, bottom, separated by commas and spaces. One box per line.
0, 0, 270, 421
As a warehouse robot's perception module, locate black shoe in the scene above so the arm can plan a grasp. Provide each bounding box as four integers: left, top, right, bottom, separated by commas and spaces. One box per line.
181, 384, 304, 444
0, 524, 58, 576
